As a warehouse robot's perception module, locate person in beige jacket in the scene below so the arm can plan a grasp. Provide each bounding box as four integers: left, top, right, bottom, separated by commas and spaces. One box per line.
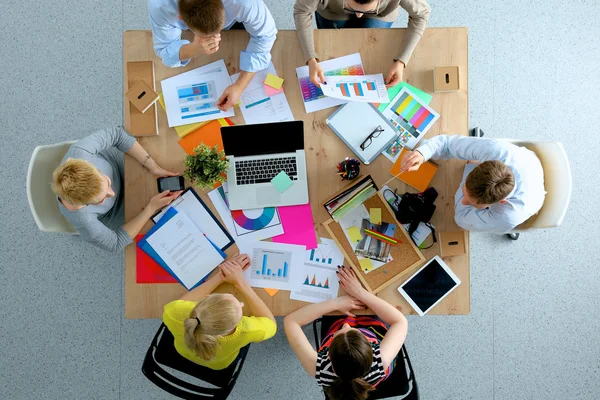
294, 0, 430, 88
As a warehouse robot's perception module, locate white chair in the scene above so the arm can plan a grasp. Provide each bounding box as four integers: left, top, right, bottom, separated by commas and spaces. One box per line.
27, 141, 78, 234
502, 140, 572, 238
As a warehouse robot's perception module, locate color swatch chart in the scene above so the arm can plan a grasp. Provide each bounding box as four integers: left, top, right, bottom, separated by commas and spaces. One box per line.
251, 249, 291, 282
303, 274, 330, 289
387, 88, 439, 138
299, 64, 364, 103
177, 81, 219, 119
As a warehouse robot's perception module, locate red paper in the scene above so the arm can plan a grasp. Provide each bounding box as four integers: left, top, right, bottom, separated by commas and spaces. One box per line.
135, 235, 177, 283
272, 203, 318, 250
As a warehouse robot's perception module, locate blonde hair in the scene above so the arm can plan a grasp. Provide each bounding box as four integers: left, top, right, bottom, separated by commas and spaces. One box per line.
466, 160, 515, 204
184, 294, 240, 360
51, 158, 105, 205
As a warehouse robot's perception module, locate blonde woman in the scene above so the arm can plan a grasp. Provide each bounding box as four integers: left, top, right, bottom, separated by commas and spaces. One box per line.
163, 254, 277, 369
52, 126, 182, 252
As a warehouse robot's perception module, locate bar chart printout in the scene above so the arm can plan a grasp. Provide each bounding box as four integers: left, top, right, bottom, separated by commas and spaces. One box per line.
252, 249, 291, 283
320, 74, 389, 103
290, 238, 344, 304
239, 241, 306, 291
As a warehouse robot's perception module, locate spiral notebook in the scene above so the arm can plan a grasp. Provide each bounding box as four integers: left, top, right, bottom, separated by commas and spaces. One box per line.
326, 102, 398, 164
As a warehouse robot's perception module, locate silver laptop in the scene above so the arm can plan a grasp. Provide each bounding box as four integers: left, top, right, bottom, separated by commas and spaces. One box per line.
221, 121, 309, 210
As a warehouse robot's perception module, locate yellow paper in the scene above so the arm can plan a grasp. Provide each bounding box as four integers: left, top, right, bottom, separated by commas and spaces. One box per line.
347, 226, 363, 243
264, 73, 284, 90
369, 208, 382, 224
264, 288, 279, 296
358, 258, 374, 272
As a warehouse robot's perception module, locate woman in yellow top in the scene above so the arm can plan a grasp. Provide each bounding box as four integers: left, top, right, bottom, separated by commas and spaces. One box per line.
163, 254, 277, 370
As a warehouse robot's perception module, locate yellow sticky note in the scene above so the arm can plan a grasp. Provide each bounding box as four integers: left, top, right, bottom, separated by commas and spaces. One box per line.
347, 226, 363, 243
264, 288, 279, 297
359, 258, 374, 272
264, 73, 284, 90
370, 208, 382, 224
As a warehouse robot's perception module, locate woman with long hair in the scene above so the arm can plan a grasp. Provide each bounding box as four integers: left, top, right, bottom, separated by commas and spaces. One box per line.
284, 266, 408, 399
163, 254, 276, 369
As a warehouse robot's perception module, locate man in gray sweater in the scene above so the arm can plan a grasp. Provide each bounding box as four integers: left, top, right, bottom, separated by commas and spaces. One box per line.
51, 127, 182, 252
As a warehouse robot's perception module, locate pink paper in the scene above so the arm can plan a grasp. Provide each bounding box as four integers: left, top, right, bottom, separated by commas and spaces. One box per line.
272, 203, 318, 250
264, 84, 284, 97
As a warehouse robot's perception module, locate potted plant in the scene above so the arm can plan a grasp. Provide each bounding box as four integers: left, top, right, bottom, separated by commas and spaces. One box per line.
184, 144, 229, 188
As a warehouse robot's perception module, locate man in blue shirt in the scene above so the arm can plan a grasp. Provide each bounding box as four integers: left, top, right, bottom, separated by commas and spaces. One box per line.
149, 0, 277, 110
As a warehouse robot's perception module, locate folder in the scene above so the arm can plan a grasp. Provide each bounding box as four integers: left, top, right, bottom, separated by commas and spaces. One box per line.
389, 148, 438, 192
178, 118, 233, 155
135, 235, 177, 283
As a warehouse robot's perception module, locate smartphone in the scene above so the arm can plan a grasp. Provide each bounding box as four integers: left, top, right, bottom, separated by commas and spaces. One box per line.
157, 176, 185, 193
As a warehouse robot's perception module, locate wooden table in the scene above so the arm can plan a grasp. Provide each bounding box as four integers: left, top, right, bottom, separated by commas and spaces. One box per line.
124, 28, 469, 319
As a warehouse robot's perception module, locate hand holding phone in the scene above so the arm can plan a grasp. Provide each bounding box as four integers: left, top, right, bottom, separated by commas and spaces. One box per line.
157, 176, 185, 193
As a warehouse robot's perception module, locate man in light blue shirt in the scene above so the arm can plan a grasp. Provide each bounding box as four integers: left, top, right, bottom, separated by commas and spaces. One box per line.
400, 135, 546, 233
149, 0, 277, 110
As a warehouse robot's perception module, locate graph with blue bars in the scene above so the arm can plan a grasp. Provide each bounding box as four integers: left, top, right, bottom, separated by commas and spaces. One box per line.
309, 248, 333, 264
176, 81, 219, 120
251, 249, 291, 282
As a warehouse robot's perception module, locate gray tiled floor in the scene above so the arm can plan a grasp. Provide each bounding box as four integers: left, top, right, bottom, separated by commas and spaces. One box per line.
1, 0, 599, 399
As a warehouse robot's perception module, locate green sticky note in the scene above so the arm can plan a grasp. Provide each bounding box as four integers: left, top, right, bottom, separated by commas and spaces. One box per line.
347, 226, 363, 243
271, 170, 293, 193
378, 82, 432, 111
359, 258, 374, 272
370, 208, 382, 225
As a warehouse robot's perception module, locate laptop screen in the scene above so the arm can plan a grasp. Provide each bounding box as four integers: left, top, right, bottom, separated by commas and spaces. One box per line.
221, 121, 304, 157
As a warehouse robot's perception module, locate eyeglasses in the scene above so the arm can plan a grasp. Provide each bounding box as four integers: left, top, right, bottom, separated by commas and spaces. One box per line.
343, 0, 381, 15
360, 126, 384, 150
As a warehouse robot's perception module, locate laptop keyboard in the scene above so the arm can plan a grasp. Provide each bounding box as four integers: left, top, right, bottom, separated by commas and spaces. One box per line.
235, 157, 298, 185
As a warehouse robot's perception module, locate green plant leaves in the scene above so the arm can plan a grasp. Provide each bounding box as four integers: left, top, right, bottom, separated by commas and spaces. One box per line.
183, 144, 229, 188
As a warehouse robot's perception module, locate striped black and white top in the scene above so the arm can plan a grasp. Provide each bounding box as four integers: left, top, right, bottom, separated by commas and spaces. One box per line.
315, 342, 386, 387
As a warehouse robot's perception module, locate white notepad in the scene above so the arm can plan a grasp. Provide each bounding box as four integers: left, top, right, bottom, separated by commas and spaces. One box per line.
326, 102, 398, 164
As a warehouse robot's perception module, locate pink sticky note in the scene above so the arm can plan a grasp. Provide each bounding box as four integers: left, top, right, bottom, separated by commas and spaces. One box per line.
272, 203, 318, 250
264, 84, 284, 97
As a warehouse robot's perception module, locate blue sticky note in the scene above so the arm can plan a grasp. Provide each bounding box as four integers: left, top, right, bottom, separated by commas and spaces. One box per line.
271, 170, 293, 193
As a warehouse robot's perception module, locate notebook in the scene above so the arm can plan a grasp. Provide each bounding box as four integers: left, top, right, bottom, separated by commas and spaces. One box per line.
178, 118, 233, 155
389, 148, 439, 192
326, 102, 397, 164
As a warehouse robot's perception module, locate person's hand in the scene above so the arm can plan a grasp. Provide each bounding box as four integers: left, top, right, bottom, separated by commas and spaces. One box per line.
151, 165, 179, 178
334, 295, 366, 317
398, 150, 424, 174
192, 33, 221, 55
337, 266, 367, 300
308, 58, 326, 88
230, 253, 251, 270
146, 190, 182, 213
220, 258, 248, 287
385, 60, 405, 88
217, 83, 243, 111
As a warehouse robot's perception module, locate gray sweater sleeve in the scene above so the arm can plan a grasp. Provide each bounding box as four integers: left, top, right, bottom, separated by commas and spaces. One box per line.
72, 126, 136, 156
69, 212, 133, 252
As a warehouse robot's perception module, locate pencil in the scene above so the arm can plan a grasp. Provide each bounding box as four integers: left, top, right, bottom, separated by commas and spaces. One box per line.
364, 229, 400, 245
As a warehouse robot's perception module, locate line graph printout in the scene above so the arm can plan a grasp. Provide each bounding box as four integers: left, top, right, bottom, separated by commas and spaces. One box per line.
296, 53, 365, 113
161, 59, 234, 127
290, 238, 343, 304
321, 74, 389, 103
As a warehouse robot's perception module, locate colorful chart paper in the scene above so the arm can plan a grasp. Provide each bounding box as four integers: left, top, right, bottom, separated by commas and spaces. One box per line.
321, 74, 388, 103
381, 87, 440, 151
296, 53, 365, 113
207, 183, 284, 243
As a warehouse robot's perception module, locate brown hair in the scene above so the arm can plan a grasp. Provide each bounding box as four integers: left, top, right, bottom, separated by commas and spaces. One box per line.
466, 160, 515, 205
183, 294, 240, 360
178, 0, 225, 34
325, 330, 375, 400
51, 158, 105, 206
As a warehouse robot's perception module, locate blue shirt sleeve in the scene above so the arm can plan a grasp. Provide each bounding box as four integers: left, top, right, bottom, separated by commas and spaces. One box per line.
416, 135, 506, 163
148, 0, 191, 68
233, 0, 277, 72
